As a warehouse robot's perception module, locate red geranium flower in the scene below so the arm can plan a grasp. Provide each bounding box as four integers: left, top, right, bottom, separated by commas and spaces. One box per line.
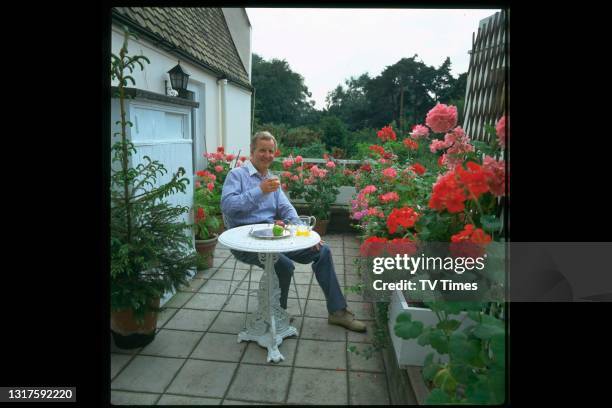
456, 162, 491, 199
368, 145, 386, 156
429, 172, 467, 213
387, 207, 420, 234
450, 224, 492, 258
195, 207, 206, 222
377, 125, 397, 142
386, 238, 417, 256
403, 138, 418, 150
359, 236, 388, 257
410, 163, 426, 175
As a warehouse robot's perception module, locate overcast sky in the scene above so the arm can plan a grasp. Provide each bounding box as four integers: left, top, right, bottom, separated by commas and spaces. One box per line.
245, 8, 500, 109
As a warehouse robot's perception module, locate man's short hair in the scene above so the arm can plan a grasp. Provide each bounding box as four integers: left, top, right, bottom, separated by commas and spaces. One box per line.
251, 131, 277, 153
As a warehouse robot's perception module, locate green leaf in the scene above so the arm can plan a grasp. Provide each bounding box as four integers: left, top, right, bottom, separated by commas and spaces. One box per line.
450, 363, 479, 385
480, 215, 502, 233
449, 332, 479, 363
464, 378, 492, 404
394, 312, 424, 339
437, 319, 461, 332
417, 327, 432, 346
433, 368, 457, 394
488, 366, 506, 404
489, 333, 506, 367
472, 322, 505, 340
423, 360, 442, 382
429, 329, 449, 354
425, 388, 452, 404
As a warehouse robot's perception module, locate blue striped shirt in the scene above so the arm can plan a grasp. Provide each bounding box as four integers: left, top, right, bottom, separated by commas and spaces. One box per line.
221, 161, 299, 228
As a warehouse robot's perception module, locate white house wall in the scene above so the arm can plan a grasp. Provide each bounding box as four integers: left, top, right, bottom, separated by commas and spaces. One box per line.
111, 25, 252, 173
224, 84, 252, 160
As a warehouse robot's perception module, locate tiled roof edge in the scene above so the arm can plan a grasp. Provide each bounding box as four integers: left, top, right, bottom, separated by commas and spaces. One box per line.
112, 10, 253, 92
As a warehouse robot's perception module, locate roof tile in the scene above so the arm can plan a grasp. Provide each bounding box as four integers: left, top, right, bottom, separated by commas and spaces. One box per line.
113, 7, 250, 86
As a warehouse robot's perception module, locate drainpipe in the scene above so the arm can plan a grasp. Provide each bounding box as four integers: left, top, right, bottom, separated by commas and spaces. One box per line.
217, 77, 228, 149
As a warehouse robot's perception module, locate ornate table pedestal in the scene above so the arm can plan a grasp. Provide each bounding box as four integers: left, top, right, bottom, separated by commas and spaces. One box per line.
218, 224, 320, 363
237, 253, 297, 363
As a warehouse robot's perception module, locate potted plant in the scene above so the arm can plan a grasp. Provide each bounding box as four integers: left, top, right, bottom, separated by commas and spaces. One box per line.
198, 146, 247, 237
111, 29, 198, 349
281, 155, 340, 235
350, 109, 507, 403
193, 183, 221, 269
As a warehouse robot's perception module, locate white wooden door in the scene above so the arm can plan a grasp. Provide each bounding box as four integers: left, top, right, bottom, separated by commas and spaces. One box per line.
128, 100, 194, 225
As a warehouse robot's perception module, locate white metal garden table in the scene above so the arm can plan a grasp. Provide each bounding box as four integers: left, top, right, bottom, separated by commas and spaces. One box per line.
218, 223, 320, 363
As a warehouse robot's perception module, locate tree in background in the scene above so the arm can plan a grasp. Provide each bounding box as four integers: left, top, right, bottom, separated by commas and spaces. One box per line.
325, 73, 371, 131
251, 53, 318, 127
252, 51, 468, 159
319, 115, 349, 155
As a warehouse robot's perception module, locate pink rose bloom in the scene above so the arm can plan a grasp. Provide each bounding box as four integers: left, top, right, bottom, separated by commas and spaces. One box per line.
410, 124, 430, 139
352, 209, 368, 221
362, 185, 377, 195
195, 181, 201, 188
295, 166, 303, 172
282, 183, 288, 190
483, 156, 506, 197
207, 182, 215, 192
496, 115, 507, 149
214, 165, 223, 173
225, 154, 236, 161
326, 161, 336, 169
430, 139, 451, 153
441, 154, 464, 171
445, 127, 474, 155
379, 158, 387, 164
295, 155, 303, 164
382, 167, 397, 179
208, 158, 217, 164
304, 177, 313, 185
426, 103, 458, 133
291, 175, 299, 182
282, 171, 292, 178
282, 158, 294, 170
379, 192, 400, 203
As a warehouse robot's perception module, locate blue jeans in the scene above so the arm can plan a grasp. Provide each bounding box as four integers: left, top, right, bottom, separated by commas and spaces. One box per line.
230, 244, 347, 314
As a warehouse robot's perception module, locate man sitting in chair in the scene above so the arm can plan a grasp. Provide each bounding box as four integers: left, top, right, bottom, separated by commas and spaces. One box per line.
220, 131, 366, 332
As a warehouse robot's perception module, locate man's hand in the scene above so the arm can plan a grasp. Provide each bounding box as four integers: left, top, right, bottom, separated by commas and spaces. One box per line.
260, 177, 280, 194
313, 240, 325, 251
274, 220, 286, 228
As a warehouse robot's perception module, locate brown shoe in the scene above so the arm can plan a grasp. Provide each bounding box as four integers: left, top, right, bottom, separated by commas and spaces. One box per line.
328, 309, 367, 332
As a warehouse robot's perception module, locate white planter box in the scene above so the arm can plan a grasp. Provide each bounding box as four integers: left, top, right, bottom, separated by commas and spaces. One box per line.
388, 289, 471, 368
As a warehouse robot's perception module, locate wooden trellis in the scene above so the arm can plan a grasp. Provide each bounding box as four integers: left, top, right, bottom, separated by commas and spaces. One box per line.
463, 10, 509, 143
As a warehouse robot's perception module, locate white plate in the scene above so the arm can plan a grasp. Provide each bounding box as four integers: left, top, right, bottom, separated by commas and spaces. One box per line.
249, 227, 291, 240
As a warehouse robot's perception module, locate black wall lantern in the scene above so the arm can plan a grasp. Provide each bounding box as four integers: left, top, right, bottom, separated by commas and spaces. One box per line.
166, 62, 193, 99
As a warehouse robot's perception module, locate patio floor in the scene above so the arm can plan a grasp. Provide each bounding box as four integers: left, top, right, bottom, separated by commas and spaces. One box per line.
110, 232, 392, 405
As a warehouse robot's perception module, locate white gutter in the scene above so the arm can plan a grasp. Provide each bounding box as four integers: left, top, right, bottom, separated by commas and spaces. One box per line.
217, 78, 228, 148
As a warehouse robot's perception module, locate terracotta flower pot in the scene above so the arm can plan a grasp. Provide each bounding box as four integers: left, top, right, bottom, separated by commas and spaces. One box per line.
111, 297, 160, 349
313, 219, 330, 236
195, 234, 219, 269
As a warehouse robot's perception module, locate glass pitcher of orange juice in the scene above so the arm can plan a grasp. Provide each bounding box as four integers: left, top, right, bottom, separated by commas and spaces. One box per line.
296, 215, 316, 236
